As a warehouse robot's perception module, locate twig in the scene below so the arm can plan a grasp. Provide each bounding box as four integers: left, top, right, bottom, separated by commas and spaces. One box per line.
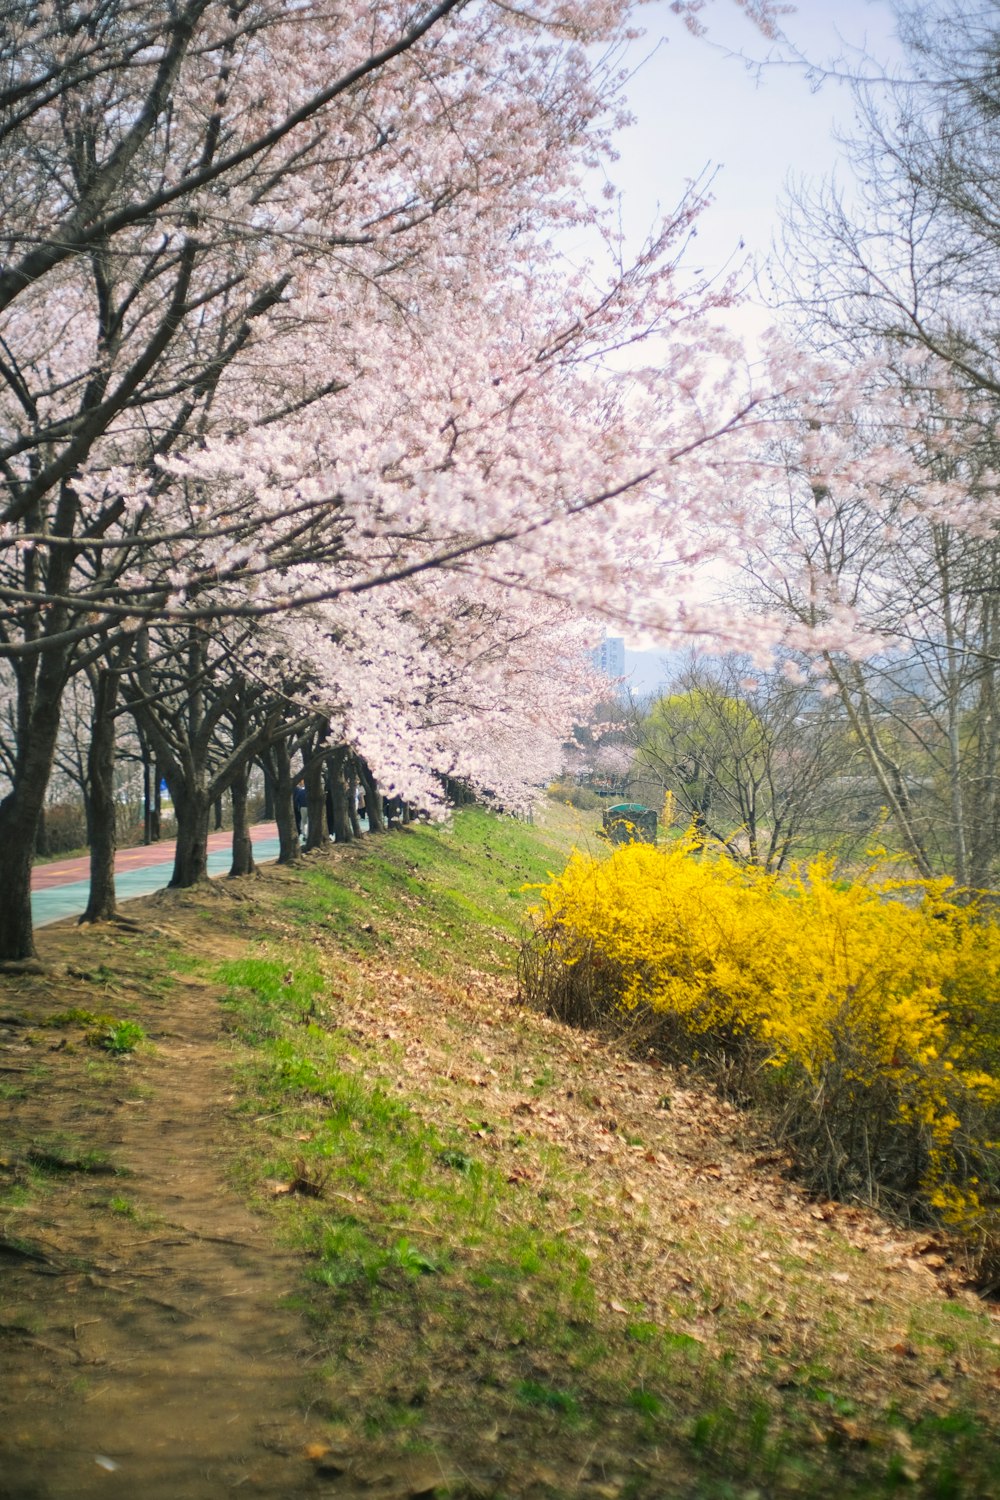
0, 1321, 81, 1361
0, 1235, 54, 1263
120, 1235, 189, 1249
85, 1275, 195, 1319
159, 1220, 259, 1249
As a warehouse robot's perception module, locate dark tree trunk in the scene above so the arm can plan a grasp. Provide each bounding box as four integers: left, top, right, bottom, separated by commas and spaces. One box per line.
229, 767, 256, 877
152, 764, 162, 841
0, 485, 82, 961
0, 650, 68, 961
329, 749, 353, 843
214, 795, 224, 831
169, 785, 212, 887
270, 740, 299, 864
0, 816, 38, 962
304, 756, 326, 851
258, 740, 298, 863
142, 748, 153, 844
82, 669, 121, 923
358, 760, 386, 834
262, 761, 276, 820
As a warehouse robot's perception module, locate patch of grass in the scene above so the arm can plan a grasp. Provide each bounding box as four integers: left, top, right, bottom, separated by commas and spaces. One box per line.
94, 1019, 146, 1055
43, 1007, 111, 1028
41, 1007, 147, 1054
103, 1194, 140, 1219
515, 1378, 581, 1421
271, 806, 588, 979
0, 1180, 33, 1209
217, 940, 769, 1491
22, 1139, 118, 1176
629, 1385, 665, 1418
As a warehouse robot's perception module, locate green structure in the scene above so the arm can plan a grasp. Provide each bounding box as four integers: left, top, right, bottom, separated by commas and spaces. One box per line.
601, 803, 657, 845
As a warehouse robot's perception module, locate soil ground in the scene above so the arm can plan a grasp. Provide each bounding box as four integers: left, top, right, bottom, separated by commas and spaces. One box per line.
0, 911, 328, 1500
3, 832, 1000, 1499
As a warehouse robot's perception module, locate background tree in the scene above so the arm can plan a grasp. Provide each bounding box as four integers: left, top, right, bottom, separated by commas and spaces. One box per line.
745, 407, 1000, 885
735, 0, 1000, 885
628, 653, 860, 870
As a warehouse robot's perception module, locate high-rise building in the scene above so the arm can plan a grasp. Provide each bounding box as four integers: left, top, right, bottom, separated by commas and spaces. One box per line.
591, 635, 625, 679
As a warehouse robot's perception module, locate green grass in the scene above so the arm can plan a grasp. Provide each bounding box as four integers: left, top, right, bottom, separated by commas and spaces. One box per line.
43, 1009, 149, 1053
18, 1137, 119, 1176
96, 1019, 146, 1054
278, 806, 574, 976
220, 957, 589, 1306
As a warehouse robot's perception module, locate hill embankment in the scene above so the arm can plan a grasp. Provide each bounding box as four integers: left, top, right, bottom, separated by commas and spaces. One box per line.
2, 804, 999, 1499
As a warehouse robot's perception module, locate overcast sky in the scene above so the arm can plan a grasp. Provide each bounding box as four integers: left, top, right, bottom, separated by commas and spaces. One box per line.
603, 0, 904, 345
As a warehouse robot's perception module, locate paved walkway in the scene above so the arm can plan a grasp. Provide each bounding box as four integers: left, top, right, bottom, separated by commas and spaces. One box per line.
31, 823, 283, 928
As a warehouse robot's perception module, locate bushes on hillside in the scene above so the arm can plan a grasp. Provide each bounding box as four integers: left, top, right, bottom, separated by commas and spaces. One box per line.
519, 840, 1000, 1271
547, 780, 604, 812
34, 802, 88, 856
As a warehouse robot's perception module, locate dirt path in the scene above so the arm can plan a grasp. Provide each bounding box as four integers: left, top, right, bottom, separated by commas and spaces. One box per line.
0, 937, 324, 1500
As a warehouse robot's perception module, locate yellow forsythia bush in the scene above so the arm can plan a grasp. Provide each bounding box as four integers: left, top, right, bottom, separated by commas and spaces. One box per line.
520, 839, 1000, 1256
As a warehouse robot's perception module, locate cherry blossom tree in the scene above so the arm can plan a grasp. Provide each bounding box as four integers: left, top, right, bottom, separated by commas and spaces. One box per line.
0, 0, 787, 959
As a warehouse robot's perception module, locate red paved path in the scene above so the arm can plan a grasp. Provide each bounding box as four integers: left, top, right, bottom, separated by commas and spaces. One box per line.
31, 823, 280, 890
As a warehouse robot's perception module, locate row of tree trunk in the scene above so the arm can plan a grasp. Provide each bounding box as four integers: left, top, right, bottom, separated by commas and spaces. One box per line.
83, 699, 400, 926
0, 585, 440, 962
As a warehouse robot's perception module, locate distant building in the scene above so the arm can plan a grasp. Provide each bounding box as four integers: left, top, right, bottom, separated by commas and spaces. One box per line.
591, 635, 625, 680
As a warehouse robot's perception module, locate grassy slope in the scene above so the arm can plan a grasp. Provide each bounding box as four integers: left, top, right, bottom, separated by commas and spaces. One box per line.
213, 804, 1000, 1500
6, 804, 1000, 1496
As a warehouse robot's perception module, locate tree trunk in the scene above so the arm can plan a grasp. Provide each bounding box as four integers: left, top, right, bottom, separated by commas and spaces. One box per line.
169, 786, 212, 887
273, 742, 299, 865
259, 740, 299, 864
0, 654, 68, 961
358, 761, 386, 834
935, 528, 970, 888
262, 761, 276, 820
152, 765, 162, 841
347, 764, 363, 839
229, 767, 256, 877
0, 817, 38, 962
833, 658, 935, 880
304, 756, 326, 851
142, 748, 153, 844
214, 795, 224, 831
82, 669, 121, 923
968, 591, 1000, 890
329, 749, 353, 843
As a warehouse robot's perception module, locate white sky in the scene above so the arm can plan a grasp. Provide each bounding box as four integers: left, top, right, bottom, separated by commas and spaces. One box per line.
604, 0, 903, 344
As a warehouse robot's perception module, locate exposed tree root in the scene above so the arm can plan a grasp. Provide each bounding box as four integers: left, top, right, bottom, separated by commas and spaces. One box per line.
77, 912, 143, 932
